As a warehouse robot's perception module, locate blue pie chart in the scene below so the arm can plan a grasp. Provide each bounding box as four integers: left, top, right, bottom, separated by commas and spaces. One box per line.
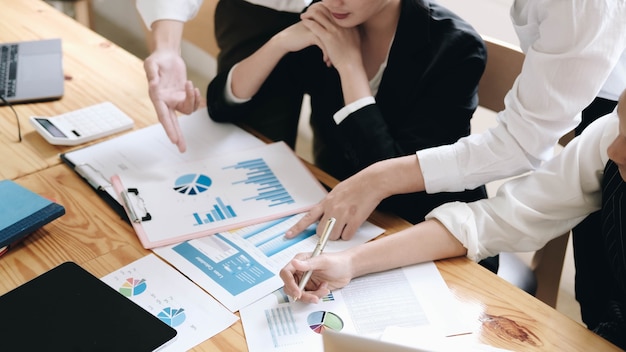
173, 174, 212, 195
158, 307, 186, 327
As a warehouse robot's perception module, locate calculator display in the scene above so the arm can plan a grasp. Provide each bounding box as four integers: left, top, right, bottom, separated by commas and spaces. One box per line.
34, 118, 67, 138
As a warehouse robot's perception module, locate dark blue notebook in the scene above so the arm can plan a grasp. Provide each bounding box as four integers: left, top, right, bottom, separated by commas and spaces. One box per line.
0, 179, 65, 249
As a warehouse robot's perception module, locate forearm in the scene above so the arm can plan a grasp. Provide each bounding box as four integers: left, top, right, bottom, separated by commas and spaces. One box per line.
346, 219, 467, 278
336, 61, 371, 105
149, 20, 184, 53
230, 35, 290, 100
361, 155, 426, 199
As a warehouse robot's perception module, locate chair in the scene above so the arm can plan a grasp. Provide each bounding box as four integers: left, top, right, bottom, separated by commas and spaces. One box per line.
476, 35, 571, 308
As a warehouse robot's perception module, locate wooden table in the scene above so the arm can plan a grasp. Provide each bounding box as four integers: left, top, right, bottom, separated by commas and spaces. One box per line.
0, 0, 158, 180
1, 1, 620, 351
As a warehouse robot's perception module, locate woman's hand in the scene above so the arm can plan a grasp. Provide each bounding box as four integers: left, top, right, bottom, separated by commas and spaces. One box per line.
280, 251, 354, 303
285, 168, 386, 241
285, 156, 425, 241
300, 3, 362, 69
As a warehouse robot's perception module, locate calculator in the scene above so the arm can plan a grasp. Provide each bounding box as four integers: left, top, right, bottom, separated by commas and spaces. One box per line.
29, 102, 134, 146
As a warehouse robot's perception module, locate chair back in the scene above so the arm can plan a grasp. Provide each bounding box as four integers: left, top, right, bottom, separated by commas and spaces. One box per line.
478, 36, 570, 309
478, 36, 525, 112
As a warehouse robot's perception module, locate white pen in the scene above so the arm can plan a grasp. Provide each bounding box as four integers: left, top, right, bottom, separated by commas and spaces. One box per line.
294, 217, 336, 301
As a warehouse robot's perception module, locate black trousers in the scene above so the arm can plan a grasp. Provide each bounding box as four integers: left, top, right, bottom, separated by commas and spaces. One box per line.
572, 96, 619, 329
213, 0, 304, 148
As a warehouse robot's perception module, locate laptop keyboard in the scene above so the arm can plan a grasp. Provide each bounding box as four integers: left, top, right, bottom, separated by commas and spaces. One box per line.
0, 44, 18, 98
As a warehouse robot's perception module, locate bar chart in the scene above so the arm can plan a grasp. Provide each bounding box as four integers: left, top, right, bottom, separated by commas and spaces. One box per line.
224, 158, 295, 206
192, 197, 237, 226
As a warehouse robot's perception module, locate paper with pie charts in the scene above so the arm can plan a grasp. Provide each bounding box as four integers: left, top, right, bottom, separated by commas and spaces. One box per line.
239, 262, 471, 352
100, 254, 238, 351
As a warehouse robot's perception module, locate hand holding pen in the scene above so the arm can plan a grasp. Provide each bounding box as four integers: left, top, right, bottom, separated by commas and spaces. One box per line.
293, 217, 336, 301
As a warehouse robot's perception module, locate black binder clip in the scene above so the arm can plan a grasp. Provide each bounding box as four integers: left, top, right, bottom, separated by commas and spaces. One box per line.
120, 188, 152, 223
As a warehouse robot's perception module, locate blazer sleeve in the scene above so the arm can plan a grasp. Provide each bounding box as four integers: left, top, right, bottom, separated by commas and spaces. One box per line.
206, 49, 311, 124
336, 28, 487, 172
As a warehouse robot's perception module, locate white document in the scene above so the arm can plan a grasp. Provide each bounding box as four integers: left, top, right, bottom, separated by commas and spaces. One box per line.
100, 254, 239, 351
62, 109, 266, 202
112, 142, 329, 248
239, 262, 471, 352
153, 212, 385, 312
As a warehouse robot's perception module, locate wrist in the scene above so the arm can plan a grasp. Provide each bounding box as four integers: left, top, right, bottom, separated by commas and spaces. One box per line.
150, 20, 184, 52
337, 61, 370, 103
266, 33, 293, 57
345, 246, 364, 279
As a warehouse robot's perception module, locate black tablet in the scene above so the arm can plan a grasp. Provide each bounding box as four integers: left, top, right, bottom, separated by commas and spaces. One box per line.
0, 262, 177, 352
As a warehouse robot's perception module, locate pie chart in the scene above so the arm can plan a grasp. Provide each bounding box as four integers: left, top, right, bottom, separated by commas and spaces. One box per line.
307, 311, 344, 334
173, 173, 212, 195
118, 278, 147, 297
158, 307, 186, 327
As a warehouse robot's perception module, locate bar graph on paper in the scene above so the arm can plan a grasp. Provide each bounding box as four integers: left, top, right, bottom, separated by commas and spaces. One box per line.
187, 157, 298, 227
224, 158, 295, 206
120, 142, 328, 247
191, 197, 238, 225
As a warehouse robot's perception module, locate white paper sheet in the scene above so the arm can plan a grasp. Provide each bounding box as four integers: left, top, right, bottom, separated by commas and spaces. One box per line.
100, 254, 239, 351
239, 262, 471, 352
153, 212, 385, 312
62, 109, 265, 201
113, 142, 329, 247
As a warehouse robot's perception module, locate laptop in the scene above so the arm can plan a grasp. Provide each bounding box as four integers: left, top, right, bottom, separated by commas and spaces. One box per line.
0, 38, 64, 104
323, 330, 432, 352
0, 261, 177, 352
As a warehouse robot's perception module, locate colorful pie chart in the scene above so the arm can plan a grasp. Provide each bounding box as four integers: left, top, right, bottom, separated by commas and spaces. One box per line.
307, 311, 344, 334
118, 278, 147, 297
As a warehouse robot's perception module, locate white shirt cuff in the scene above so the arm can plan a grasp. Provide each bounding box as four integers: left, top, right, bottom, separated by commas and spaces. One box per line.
136, 0, 200, 29
333, 96, 376, 124
416, 144, 464, 193
225, 65, 251, 104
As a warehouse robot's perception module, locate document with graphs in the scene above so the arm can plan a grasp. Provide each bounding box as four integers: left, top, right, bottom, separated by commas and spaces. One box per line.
153, 213, 385, 312
238, 262, 471, 352
111, 141, 329, 248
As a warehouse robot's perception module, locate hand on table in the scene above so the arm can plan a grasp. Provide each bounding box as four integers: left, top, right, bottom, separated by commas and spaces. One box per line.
144, 49, 202, 153
285, 169, 385, 241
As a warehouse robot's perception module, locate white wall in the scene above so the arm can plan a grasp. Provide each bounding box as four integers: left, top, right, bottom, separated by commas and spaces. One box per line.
436, 0, 518, 45
92, 0, 146, 40
91, 0, 215, 83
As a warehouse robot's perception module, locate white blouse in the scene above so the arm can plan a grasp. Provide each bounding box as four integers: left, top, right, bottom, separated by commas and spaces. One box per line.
428, 110, 618, 262
418, 0, 626, 194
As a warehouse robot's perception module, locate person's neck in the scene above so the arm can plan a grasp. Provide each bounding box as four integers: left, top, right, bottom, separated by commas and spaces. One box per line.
360, 0, 401, 40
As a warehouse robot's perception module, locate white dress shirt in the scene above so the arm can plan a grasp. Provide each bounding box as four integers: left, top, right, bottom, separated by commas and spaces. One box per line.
136, 0, 311, 29
427, 110, 618, 262
418, 0, 626, 193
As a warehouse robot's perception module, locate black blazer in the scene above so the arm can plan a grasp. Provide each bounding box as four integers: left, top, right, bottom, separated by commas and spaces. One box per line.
207, 0, 487, 223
